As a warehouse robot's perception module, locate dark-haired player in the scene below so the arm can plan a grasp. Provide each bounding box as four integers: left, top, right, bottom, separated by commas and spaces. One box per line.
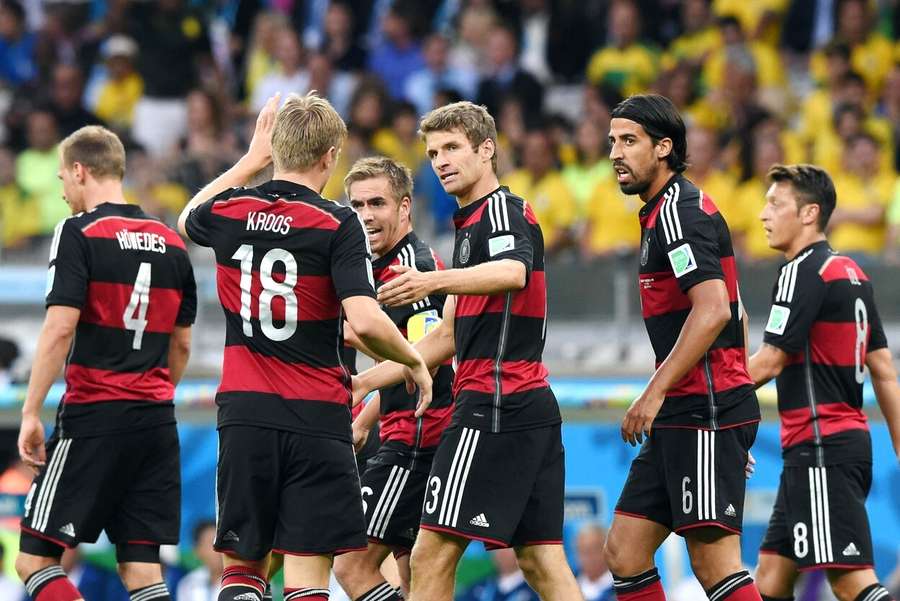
176, 93, 431, 601
17, 125, 196, 601
332, 156, 454, 601
353, 101, 581, 600
603, 94, 762, 601
750, 164, 899, 601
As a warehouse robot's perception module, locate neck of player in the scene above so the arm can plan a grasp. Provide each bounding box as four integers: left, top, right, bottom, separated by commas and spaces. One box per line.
456, 172, 501, 208
272, 169, 329, 196
784, 230, 827, 261
83, 179, 127, 212
639, 167, 677, 203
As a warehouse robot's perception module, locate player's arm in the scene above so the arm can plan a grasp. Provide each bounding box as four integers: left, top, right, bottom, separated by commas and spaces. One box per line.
352, 392, 381, 452
342, 295, 432, 413
176, 93, 280, 237
168, 326, 192, 386
344, 320, 383, 362
867, 348, 900, 462
622, 279, 732, 444
377, 260, 525, 306
19, 306, 80, 470
747, 343, 790, 388
354, 295, 457, 406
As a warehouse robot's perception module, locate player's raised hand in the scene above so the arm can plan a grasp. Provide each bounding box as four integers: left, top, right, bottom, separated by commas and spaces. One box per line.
245, 92, 281, 170
377, 265, 432, 307
407, 360, 433, 418
18, 414, 46, 473
621, 388, 664, 446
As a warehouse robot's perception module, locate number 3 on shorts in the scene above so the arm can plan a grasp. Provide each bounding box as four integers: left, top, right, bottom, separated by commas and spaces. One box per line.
424, 476, 441, 514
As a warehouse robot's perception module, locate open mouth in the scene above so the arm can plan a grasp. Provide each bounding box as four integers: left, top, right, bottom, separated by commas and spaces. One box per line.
614, 165, 631, 182
440, 171, 458, 183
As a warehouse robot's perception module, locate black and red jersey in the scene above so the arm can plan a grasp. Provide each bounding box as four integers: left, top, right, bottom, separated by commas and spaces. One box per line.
451, 186, 560, 433
638, 174, 759, 430
46, 203, 197, 437
185, 180, 376, 442
371, 231, 454, 467
762, 241, 886, 466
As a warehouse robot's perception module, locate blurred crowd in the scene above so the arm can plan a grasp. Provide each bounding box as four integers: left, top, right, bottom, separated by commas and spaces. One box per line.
5, 0, 900, 265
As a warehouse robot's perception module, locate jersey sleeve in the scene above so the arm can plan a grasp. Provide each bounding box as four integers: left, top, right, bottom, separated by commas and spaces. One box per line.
45, 219, 89, 309
184, 188, 235, 247
484, 195, 534, 276
762, 262, 826, 354
867, 296, 888, 352
331, 213, 377, 300
176, 255, 198, 326
658, 202, 723, 293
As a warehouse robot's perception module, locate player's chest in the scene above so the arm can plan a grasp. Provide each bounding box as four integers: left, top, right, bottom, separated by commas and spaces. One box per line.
453, 226, 485, 269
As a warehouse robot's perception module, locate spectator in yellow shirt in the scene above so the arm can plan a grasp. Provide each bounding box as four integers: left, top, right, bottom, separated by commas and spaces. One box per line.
0, 148, 39, 249
830, 133, 893, 259
372, 101, 425, 173
798, 41, 852, 146
812, 100, 893, 175
93, 35, 143, 131
662, 0, 720, 70
586, 0, 657, 98
15, 109, 67, 237
712, 0, 787, 45
702, 16, 785, 93
810, 0, 893, 94
684, 126, 739, 225
731, 134, 783, 261
562, 119, 612, 213
580, 172, 640, 259
502, 128, 578, 254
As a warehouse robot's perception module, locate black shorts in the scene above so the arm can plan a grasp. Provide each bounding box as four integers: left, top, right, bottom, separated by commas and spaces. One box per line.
760, 462, 873, 570
360, 451, 431, 553
615, 423, 758, 534
20, 425, 180, 554
419, 423, 564, 549
215, 425, 367, 560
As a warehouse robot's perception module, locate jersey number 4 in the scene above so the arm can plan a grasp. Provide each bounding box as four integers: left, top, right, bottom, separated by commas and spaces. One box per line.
232, 244, 298, 341
123, 262, 152, 350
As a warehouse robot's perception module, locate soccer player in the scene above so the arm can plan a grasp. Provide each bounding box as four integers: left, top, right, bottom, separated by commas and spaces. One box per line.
331, 156, 454, 600
175, 93, 432, 601
352, 101, 582, 601
16, 125, 197, 601
749, 164, 900, 601
603, 94, 762, 601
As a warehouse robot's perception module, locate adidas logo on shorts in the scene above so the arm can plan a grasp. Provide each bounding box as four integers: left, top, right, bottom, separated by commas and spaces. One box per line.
222, 530, 240, 542
724, 504, 736, 517
842, 543, 861, 557
59, 523, 76, 537
233, 594, 260, 601
469, 513, 490, 528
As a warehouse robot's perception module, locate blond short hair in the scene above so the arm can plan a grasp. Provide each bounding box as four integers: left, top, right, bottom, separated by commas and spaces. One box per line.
59, 125, 126, 180
272, 91, 347, 172
344, 156, 414, 205
419, 101, 498, 171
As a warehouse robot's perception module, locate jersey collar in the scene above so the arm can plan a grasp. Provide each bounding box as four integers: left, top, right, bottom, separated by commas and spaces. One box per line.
783, 239, 832, 264
638, 174, 681, 223
452, 185, 504, 228
259, 179, 319, 200
372, 231, 419, 270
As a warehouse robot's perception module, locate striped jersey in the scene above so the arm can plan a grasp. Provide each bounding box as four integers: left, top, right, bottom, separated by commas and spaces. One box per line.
45, 203, 197, 437
185, 180, 376, 442
371, 232, 453, 470
762, 241, 886, 466
451, 186, 560, 433
638, 174, 759, 429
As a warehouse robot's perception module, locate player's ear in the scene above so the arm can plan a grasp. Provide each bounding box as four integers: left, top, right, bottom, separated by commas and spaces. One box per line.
480, 137, 496, 164
324, 146, 339, 170
655, 137, 673, 162
802, 203, 820, 227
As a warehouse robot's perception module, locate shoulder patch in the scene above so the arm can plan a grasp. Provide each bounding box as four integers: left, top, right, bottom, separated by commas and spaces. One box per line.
667, 242, 697, 278
765, 304, 791, 335
488, 234, 515, 257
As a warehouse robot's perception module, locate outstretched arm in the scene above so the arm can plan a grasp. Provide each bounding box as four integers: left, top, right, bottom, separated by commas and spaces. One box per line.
376, 261, 526, 307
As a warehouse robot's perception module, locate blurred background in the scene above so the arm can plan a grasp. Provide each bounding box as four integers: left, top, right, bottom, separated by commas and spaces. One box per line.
0, 0, 900, 599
